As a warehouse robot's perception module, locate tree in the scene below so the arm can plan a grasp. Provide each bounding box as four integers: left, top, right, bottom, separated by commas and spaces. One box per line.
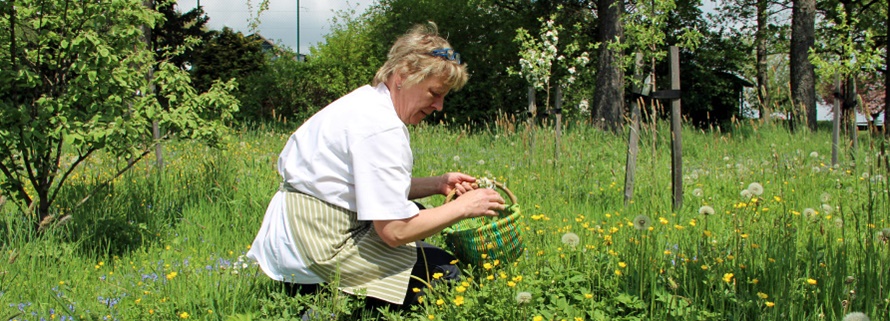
790, 0, 817, 130
189, 27, 265, 93
592, 0, 625, 132
0, 0, 239, 230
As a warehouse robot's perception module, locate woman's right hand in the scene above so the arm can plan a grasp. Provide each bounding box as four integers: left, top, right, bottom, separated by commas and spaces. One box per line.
449, 188, 505, 218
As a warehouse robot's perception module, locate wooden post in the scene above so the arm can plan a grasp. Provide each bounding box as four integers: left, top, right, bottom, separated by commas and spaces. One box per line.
143, 0, 163, 172
624, 53, 643, 206
554, 86, 562, 162
669, 46, 683, 211
832, 74, 841, 166
527, 85, 537, 158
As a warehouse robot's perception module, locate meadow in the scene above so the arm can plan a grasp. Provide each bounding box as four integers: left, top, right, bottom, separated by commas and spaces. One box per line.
1, 118, 889, 321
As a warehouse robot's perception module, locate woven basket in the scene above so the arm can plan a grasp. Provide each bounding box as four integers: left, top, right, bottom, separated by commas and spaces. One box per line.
441, 181, 524, 266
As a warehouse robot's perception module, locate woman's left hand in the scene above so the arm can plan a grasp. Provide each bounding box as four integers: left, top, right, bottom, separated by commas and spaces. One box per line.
440, 172, 477, 196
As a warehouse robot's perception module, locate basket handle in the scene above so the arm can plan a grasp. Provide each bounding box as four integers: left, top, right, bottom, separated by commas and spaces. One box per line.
445, 180, 517, 205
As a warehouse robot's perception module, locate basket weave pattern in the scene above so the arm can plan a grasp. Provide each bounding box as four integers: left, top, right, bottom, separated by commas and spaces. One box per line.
442, 182, 524, 265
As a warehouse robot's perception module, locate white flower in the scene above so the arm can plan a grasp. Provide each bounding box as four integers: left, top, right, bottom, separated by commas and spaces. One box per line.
453, 155, 461, 162
843, 312, 870, 321
810, 151, 819, 158
477, 159, 485, 165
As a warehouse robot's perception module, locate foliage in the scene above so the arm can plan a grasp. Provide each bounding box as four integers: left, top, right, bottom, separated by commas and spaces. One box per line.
0, 0, 239, 229
189, 27, 265, 93
3, 120, 890, 320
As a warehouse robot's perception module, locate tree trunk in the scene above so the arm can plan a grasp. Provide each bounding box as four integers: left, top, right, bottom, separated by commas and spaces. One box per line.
592, 0, 624, 132
755, 0, 770, 122
790, 0, 817, 130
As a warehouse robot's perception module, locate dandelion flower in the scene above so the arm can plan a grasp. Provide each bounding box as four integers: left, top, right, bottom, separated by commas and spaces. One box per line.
633, 215, 651, 231
740, 189, 753, 199
692, 188, 704, 197
453, 296, 465, 306
515, 291, 532, 304
820, 192, 832, 203
723, 273, 734, 283
806, 278, 817, 285
810, 151, 819, 158
561, 232, 580, 247
757, 292, 768, 299
747, 182, 764, 196
698, 205, 715, 216
765, 301, 775, 307
452, 155, 460, 162
843, 312, 870, 321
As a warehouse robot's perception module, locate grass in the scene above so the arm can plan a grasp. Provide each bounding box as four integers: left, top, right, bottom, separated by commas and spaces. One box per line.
1, 118, 889, 320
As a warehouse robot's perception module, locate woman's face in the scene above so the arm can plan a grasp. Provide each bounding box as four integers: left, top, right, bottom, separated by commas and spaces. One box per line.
392, 75, 449, 125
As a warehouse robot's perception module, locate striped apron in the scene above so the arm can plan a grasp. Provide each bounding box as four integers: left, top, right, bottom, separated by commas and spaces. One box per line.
280, 183, 417, 304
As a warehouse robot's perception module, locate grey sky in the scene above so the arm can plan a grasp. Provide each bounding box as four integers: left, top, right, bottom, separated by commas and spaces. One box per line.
175, 0, 377, 54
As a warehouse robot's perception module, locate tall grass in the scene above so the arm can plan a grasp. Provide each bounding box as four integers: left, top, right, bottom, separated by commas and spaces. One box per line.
1, 119, 888, 320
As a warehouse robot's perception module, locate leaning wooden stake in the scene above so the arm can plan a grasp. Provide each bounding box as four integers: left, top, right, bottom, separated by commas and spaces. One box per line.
669, 46, 683, 211
624, 53, 644, 206
831, 74, 841, 166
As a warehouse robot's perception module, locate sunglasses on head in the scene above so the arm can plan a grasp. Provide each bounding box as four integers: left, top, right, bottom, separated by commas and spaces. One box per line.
430, 48, 461, 64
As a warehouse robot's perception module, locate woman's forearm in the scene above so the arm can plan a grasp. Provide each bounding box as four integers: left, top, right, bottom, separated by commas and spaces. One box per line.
409, 176, 444, 199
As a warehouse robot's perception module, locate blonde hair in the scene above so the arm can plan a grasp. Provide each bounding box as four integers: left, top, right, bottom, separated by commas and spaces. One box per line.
372, 22, 468, 91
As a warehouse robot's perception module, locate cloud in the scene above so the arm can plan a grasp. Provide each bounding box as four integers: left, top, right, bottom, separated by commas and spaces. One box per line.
175, 0, 375, 54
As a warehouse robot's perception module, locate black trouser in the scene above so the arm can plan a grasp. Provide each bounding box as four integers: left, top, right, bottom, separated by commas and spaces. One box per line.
285, 241, 460, 311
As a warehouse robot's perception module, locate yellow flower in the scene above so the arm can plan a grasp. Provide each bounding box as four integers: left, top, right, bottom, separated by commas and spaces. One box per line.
723, 273, 734, 283
436, 299, 445, 306
757, 292, 768, 299
428, 315, 435, 320
533, 316, 544, 321
450, 259, 459, 265
453, 296, 465, 306
618, 262, 627, 268
483, 263, 493, 270
584, 293, 593, 299
432, 272, 444, 279
765, 301, 775, 307
480, 254, 488, 259
701, 265, 709, 271
412, 287, 421, 293
664, 250, 672, 255
179, 311, 190, 319
486, 275, 494, 280
807, 278, 817, 285
512, 275, 523, 282
456, 286, 467, 293
166, 271, 178, 280
614, 269, 622, 276
507, 281, 516, 287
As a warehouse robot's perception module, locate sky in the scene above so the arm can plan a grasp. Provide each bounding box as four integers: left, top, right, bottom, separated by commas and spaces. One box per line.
175, 0, 377, 54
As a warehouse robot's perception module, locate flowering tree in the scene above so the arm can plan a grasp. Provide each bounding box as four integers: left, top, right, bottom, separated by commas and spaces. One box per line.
508, 11, 591, 118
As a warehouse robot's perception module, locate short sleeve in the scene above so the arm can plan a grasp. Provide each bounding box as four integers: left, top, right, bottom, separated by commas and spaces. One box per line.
351, 128, 420, 221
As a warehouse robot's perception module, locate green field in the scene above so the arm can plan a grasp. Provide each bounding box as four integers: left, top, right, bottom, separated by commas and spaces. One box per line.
2, 120, 888, 320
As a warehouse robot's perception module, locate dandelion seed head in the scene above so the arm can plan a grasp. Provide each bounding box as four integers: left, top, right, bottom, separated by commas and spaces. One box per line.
862, 172, 870, 179
821, 204, 833, 214
692, 188, 704, 197
633, 215, 652, 231
843, 312, 870, 321
740, 189, 753, 199
698, 205, 715, 216
515, 291, 532, 304
833, 217, 844, 229
882, 228, 890, 238
747, 182, 764, 196
810, 151, 819, 158
803, 208, 818, 221
820, 192, 831, 203
561, 232, 580, 247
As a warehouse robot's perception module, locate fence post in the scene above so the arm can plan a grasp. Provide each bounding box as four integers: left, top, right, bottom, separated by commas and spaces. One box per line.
831, 73, 841, 166
669, 46, 683, 211
624, 53, 644, 206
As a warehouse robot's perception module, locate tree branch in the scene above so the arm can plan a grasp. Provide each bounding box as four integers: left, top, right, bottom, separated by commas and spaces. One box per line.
72, 145, 154, 210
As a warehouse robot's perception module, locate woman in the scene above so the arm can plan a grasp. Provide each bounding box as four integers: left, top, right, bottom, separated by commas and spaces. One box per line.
246, 22, 506, 308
